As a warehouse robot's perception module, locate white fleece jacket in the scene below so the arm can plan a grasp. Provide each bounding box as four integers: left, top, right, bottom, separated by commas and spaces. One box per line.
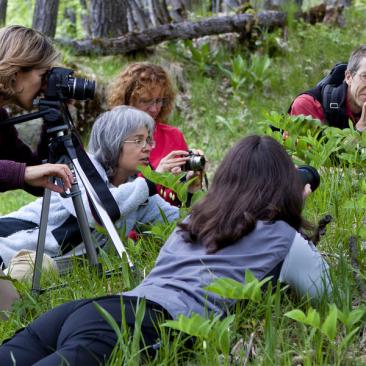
0, 156, 179, 266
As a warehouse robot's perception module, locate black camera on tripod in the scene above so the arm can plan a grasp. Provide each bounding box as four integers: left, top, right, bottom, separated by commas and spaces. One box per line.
44, 67, 95, 101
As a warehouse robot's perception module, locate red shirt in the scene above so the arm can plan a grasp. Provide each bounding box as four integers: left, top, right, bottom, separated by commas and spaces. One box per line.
290, 94, 360, 126
150, 121, 188, 169
148, 121, 188, 206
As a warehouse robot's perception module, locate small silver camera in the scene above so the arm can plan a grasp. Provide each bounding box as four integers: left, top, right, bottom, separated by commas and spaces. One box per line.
183, 151, 206, 171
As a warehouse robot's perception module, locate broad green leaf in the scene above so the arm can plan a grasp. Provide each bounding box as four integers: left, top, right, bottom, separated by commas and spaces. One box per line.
162, 313, 214, 338
214, 315, 235, 354
340, 327, 360, 349
321, 304, 338, 341
285, 309, 307, 324
204, 270, 271, 302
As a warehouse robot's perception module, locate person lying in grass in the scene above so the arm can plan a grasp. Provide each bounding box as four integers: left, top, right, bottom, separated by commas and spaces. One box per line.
0, 106, 181, 271
0, 135, 331, 366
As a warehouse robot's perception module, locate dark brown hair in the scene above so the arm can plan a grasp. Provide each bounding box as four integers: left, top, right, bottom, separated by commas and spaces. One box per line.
179, 135, 308, 253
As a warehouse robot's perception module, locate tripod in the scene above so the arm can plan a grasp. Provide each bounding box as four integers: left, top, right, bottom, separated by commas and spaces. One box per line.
1, 99, 133, 294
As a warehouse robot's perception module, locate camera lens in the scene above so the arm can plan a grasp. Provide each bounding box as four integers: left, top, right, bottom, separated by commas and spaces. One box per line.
185, 155, 206, 171
67, 77, 95, 100
297, 165, 320, 192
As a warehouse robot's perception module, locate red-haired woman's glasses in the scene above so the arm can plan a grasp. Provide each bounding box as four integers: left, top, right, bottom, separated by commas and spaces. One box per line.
138, 98, 168, 107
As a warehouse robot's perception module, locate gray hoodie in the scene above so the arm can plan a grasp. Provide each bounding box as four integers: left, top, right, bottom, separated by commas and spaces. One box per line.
124, 220, 330, 319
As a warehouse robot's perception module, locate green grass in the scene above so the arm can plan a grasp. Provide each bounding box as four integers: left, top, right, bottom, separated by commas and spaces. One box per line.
0, 190, 36, 215
3, 3, 366, 365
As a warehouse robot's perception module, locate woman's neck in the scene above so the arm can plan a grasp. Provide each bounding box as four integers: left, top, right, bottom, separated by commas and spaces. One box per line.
111, 171, 129, 186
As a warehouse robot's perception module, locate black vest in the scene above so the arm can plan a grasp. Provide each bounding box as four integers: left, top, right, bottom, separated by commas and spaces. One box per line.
305, 82, 349, 129
289, 63, 351, 129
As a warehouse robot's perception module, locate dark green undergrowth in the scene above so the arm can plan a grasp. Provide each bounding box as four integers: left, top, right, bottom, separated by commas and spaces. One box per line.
2, 3, 366, 365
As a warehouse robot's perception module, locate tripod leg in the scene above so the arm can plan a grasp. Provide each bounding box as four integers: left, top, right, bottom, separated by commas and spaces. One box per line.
69, 180, 100, 268
72, 159, 134, 268
31, 188, 52, 295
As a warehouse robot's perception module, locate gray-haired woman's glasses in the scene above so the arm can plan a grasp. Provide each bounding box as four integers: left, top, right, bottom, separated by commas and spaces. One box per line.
124, 137, 156, 149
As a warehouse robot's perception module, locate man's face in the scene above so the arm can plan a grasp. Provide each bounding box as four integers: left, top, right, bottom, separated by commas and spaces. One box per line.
345, 57, 366, 113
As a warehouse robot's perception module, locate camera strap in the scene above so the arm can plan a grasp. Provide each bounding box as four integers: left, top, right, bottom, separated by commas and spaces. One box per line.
71, 132, 121, 222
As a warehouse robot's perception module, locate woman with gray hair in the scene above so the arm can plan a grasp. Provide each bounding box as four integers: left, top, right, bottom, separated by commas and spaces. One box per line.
0, 106, 179, 275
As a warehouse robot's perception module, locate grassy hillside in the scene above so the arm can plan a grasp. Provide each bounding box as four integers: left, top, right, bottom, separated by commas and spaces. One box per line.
2, 3, 366, 365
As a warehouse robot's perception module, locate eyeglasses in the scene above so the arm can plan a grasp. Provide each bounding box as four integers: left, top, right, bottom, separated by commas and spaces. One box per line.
137, 98, 168, 107
124, 137, 156, 149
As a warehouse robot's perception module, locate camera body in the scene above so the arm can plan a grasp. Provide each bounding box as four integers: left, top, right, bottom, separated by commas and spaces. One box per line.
182, 151, 206, 171
45, 67, 95, 101
297, 165, 320, 192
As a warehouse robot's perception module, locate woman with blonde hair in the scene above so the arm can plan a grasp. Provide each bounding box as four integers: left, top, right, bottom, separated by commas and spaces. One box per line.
0, 25, 73, 194
0, 25, 73, 314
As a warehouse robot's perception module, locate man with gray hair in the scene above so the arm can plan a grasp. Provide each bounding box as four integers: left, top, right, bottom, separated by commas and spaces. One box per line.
289, 45, 366, 132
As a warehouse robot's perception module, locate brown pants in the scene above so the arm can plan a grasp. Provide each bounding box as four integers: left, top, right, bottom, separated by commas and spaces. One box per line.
0, 268, 19, 319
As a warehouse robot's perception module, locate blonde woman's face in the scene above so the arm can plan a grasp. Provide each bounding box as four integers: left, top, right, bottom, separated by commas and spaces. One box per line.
12, 68, 48, 110
132, 85, 165, 121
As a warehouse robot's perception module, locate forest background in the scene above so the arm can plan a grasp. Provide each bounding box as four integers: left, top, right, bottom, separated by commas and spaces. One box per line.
2, 0, 366, 365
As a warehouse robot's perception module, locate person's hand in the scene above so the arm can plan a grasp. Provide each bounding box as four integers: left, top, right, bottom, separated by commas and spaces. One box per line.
355, 101, 366, 132
155, 150, 189, 174
186, 149, 206, 193
24, 164, 73, 193
303, 183, 312, 199
186, 170, 204, 193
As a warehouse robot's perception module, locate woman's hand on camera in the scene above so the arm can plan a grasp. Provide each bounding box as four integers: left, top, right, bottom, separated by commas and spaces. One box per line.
303, 183, 312, 199
186, 171, 204, 193
186, 149, 206, 193
24, 164, 73, 193
155, 150, 189, 174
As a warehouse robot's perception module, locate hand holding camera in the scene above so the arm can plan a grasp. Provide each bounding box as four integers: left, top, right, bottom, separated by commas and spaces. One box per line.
156, 149, 206, 174
297, 165, 320, 192
155, 150, 190, 174
183, 149, 206, 193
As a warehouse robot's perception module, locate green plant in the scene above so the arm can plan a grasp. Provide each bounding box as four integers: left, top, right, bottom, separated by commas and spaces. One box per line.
220, 53, 271, 94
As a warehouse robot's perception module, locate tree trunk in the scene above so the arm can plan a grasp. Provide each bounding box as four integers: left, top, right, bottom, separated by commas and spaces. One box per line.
223, 0, 240, 10
128, 0, 148, 31
79, 0, 91, 37
0, 0, 7, 27
158, 0, 171, 24
57, 10, 286, 55
168, 0, 187, 22
90, 0, 128, 37
147, 0, 160, 27
32, 0, 59, 38
63, 8, 77, 37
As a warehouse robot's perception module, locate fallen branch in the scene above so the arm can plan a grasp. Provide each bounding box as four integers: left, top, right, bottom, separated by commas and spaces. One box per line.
56, 10, 286, 56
